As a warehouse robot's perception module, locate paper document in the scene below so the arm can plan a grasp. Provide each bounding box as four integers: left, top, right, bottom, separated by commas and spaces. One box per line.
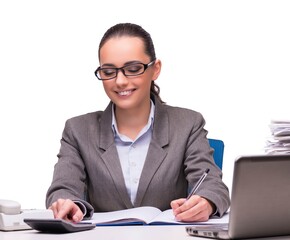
82, 206, 229, 226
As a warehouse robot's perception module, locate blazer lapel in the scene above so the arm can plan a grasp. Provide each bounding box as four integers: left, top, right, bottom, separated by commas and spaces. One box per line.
99, 102, 133, 208
134, 99, 169, 207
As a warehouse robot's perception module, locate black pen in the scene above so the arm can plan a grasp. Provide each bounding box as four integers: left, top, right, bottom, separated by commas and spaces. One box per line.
186, 168, 210, 200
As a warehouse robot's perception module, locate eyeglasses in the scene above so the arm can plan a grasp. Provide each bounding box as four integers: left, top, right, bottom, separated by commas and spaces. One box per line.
94, 60, 156, 81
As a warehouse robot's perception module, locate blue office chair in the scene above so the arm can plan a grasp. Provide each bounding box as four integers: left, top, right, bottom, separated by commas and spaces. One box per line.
208, 138, 224, 170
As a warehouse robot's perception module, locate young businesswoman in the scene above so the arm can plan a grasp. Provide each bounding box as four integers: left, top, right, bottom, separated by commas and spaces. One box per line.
46, 23, 230, 223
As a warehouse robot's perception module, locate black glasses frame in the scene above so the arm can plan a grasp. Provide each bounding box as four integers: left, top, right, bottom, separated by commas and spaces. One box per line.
95, 60, 156, 81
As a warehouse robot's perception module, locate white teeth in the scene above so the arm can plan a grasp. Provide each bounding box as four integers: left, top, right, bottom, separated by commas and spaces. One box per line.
118, 90, 132, 96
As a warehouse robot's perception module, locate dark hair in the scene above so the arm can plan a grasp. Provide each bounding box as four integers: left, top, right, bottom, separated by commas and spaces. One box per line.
98, 23, 164, 103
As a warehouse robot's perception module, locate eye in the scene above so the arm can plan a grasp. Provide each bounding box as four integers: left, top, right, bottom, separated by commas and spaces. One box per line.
101, 68, 116, 77
124, 64, 143, 75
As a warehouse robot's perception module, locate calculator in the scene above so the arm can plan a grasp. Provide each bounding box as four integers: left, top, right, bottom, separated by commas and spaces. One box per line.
24, 218, 95, 233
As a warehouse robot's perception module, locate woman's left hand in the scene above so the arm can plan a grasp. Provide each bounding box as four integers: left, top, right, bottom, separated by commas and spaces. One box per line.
170, 195, 214, 222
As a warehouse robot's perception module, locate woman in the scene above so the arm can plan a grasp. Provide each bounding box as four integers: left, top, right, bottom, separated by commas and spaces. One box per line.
46, 23, 230, 223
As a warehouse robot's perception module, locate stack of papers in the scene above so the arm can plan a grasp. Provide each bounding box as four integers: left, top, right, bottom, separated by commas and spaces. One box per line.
265, 120, 290, 154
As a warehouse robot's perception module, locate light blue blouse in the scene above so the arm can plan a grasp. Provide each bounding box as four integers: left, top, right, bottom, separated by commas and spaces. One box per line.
112, 101, 155, 204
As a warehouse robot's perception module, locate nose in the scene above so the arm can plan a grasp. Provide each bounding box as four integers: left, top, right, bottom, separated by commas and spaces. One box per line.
115, 69, 129, 86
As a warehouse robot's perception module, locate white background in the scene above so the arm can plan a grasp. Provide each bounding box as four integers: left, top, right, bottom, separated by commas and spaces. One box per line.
0, 0, 289, 209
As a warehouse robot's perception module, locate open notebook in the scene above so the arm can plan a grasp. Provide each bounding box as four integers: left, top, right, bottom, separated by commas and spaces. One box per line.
186, 154, 290, 239
82, 206, 229, 226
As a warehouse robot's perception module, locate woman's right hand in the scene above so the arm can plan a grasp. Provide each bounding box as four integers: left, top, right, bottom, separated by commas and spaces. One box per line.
48, 198, 84, 222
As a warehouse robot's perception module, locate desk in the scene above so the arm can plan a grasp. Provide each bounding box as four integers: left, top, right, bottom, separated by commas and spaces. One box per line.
1, 226, 290, 240
0, 225, 196, 240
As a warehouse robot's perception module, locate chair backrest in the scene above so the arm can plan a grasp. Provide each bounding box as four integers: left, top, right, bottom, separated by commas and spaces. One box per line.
208, 138, 224, 170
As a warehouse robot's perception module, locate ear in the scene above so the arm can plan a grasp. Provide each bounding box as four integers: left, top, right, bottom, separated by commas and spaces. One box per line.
152, 59, 162, 81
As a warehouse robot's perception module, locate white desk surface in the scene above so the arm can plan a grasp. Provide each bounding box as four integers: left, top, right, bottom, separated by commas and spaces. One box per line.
0, 225, 201, 240
2, 226, 290, 240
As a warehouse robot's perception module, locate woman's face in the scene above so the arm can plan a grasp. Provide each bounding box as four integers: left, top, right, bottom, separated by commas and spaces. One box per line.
99, 36, 161, 111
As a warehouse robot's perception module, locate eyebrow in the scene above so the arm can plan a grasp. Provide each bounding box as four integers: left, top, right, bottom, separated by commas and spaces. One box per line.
101, 60, 142, 68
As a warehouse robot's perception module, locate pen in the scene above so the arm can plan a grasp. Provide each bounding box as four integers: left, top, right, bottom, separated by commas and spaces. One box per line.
186, 168, 210, 200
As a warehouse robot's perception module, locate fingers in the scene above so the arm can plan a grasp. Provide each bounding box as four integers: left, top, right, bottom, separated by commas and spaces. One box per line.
170, 198, 186, 214
171, 195, 213, 222
49, 199, 84, 222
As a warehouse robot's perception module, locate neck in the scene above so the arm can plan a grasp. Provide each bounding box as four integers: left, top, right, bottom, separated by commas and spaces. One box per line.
114, 100, 151, 140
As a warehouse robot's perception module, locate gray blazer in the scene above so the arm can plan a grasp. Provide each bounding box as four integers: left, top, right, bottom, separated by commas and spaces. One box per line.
46, 98, 230, 218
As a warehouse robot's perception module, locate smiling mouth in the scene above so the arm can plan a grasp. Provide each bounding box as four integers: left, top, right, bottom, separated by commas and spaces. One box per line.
117, 90, 134, 96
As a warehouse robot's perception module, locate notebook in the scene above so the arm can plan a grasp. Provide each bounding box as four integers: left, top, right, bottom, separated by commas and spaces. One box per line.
186, 154, 290, 239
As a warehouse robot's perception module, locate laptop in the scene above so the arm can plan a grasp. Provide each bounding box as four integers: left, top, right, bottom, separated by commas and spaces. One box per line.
186, 154, 290, 239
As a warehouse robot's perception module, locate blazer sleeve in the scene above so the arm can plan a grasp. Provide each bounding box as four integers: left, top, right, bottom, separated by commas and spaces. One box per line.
182, 111, 230, 217
45, 118, 94, 218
